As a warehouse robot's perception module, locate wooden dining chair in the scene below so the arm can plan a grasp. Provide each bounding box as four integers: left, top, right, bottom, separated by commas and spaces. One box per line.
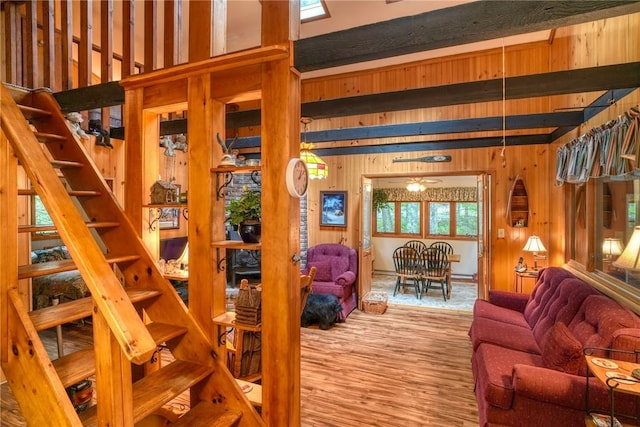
404, 239, 427, 255
421, 247, 449, 301
430, 241, 454, 298
392, 246, 422, 299
300, 266, 317, 315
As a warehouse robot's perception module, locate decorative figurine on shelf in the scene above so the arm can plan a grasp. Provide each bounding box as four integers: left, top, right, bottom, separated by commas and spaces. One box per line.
64, 112, 89, 141
150, 179, 179, 204
160, 135, 176, 157
88, 119, 113, 148
174, 134, 188, 152
217, 132, 238, 166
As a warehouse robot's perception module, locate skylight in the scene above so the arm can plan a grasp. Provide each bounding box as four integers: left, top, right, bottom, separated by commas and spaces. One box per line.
301, 0, 329, 22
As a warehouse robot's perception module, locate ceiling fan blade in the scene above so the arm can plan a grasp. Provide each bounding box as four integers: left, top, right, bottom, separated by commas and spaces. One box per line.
392, 155, 452, 163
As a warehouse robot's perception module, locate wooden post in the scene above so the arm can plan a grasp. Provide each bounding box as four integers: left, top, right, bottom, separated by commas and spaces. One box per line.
260, 2, 301, 425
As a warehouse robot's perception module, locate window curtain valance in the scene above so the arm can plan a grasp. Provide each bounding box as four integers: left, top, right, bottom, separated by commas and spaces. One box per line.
556, 105, 639, 186
380, 187, 477, 202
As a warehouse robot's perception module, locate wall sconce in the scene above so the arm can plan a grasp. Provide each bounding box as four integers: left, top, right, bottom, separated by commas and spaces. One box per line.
602, 237, 623, 260
523, 235, 547, 270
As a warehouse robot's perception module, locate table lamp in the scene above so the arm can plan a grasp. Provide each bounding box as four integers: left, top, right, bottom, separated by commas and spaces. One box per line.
523, 235, 547, 270
613, 227, 640, 272
602, 237, 623, 260
176, 243, 189, 271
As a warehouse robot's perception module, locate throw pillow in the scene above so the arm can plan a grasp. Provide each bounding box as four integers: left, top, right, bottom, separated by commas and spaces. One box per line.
541, 322, 585, 375
308, 261, 333, 282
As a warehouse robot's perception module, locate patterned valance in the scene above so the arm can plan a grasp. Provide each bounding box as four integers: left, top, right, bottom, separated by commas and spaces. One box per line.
380, 187, 477, 202
556, 105, 639, 185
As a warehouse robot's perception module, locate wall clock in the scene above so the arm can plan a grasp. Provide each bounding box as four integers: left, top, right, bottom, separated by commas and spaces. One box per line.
286, 158, 309, 198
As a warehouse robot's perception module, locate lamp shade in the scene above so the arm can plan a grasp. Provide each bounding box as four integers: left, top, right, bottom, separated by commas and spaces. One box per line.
176, 243, 189, 268
523, 235, 546, 253
300, 143, 328, 179
602, 238, 623, 257
613, 227, 640, 271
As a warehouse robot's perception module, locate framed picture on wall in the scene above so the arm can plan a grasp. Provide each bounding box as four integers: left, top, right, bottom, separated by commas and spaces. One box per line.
150, 208, 180, 230
320, 191, 347, 227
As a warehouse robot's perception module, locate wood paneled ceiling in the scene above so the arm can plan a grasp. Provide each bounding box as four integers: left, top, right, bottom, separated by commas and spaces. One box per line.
56, 1, 640, 156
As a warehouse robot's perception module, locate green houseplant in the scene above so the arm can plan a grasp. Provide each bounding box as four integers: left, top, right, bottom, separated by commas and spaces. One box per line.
226, 189, 262, 243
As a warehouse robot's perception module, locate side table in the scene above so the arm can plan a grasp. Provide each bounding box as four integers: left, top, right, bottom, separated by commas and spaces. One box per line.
585, 353, 640, 426
514, 269, 538, 293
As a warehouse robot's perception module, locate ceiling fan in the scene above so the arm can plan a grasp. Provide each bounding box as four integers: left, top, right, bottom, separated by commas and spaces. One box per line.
406, 177, 441, 192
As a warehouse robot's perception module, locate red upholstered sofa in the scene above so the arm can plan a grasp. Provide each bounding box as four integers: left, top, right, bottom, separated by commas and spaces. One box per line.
303, 243, 358, 321
470, 266, 640, 426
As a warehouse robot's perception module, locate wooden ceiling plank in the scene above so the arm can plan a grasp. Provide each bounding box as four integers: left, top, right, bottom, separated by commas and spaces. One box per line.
294, 0, 640, 72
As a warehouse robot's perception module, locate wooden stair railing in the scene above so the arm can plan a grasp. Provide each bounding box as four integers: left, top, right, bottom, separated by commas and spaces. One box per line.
0, 83, 263, 426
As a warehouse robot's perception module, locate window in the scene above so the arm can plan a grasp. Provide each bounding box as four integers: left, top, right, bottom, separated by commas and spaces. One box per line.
427, 201, 478, 238
375, 202, 420, 235
300, 0, 329, 22
374, 199, 477, 239
32, 195, 58, 238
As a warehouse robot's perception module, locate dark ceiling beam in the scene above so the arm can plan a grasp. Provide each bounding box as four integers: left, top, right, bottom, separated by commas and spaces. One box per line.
550, 88, 636, 142
108, 62, 637, 141
53, 81, 123, 113
226, 62, 640, 126
294, 1, 640, 72
232, 111, 583, 148
310, 134, 551, 157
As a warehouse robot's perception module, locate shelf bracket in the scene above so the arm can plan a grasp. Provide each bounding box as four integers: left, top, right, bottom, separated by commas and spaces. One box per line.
216, 171, 234, 200
216, 247, 227, 272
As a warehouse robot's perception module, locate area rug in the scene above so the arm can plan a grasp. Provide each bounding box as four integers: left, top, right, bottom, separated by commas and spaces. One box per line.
370, 273, 476, 312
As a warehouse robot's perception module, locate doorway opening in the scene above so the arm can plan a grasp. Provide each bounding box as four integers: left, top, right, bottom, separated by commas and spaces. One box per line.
364, 173, 489, 312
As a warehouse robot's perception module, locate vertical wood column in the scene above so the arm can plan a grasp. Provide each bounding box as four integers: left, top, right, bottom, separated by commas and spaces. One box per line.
101, 0, 114, 128
60, 0, 74, 90
40, 0, 55, 89
94, 309, 134, 427
261, 2, 302, 425
24, 0, 38, 88
3, 2, 21, 86
123, 88, 146, 236
188, 0, 227, 60
122, 1, 136, 78
144, 1, 157, 73
186, 74, 224, 348
79, 1, 93, 87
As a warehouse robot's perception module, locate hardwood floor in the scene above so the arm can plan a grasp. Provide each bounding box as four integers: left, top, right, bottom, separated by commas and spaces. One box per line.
1, 306, 478, 426
301, 305, 478, 426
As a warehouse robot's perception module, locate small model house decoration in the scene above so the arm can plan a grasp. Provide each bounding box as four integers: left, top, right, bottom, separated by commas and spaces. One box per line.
150, 180, 179, 205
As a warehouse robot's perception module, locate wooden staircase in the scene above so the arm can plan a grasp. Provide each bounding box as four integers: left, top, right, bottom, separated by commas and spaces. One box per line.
0, 84, 263, 426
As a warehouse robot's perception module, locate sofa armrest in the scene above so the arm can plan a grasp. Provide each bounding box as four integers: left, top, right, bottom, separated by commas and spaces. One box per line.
335, 271, 356, 287
488, 290, 529, 312
512, 364, 610, 411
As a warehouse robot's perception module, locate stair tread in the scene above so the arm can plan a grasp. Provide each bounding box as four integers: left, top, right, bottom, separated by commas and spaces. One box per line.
18, 104, 52, 119
50, 159, 84, 168
52, 347, 95, 388
80, 360, 215, 426
147, 322, 188, 344
18, 221, 120, 233
17, 188, 101, 197
30, 288, 161, 331
172, 401, 242, 427
18, 254, 140, 279
34, 131, 66, 141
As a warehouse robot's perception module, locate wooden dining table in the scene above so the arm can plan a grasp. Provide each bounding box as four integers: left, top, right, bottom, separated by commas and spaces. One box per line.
446, 254, 461, 299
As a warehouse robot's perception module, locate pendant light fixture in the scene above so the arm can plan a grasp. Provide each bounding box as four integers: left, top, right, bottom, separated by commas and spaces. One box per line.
300, 117, 328, 179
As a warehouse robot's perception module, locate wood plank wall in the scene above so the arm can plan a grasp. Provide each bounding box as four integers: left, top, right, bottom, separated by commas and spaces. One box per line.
301, 13, 640, 292
1, 3, 638, 291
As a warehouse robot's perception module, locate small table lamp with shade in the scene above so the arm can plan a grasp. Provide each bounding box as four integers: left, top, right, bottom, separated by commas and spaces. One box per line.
613, 227, 640, 280
523, 235, 547, 270
602, 237, 624, 260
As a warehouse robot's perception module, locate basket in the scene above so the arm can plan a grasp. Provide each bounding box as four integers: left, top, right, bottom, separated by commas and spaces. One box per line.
362, 291, 388, 314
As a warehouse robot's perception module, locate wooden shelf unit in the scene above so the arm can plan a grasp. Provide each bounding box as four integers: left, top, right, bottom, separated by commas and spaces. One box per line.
507, 175, 529, 228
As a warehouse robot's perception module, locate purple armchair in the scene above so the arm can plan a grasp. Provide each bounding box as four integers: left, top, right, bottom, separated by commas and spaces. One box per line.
303, 244, 358, 321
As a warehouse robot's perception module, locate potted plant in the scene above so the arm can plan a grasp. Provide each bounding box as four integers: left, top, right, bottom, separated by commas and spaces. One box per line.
226, 189, 262, 243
